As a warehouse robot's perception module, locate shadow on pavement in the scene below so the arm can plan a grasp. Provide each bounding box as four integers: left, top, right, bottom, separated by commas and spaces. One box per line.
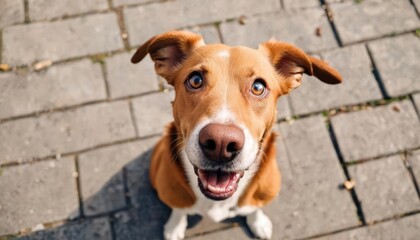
17, 147, 251, 239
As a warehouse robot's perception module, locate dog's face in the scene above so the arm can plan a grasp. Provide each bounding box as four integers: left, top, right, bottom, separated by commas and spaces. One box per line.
132, 31, 341, 200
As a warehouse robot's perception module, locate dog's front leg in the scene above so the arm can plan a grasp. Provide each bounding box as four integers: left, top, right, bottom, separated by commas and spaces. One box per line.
246, 209, 273, 239
164, 209, 188, 240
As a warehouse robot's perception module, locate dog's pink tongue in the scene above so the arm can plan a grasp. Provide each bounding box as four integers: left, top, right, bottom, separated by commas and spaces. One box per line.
207, 171, 231, 189
198, 170, 236, 193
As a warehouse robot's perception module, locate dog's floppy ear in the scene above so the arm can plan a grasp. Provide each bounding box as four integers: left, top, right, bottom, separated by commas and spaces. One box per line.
259, 40, 342, 94
131, 30, 205, 84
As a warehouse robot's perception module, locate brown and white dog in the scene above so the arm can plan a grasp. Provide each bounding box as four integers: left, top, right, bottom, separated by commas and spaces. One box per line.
131, 30, 342, 239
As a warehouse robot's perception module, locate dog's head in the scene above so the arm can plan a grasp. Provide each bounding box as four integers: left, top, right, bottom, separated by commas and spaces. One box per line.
132, 31, 342, 200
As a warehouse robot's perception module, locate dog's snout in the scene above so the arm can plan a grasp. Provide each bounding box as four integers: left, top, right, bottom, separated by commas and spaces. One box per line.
199, 124, 245, 162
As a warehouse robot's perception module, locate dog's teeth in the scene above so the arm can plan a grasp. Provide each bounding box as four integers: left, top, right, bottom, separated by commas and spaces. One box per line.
208, 184, 225, 194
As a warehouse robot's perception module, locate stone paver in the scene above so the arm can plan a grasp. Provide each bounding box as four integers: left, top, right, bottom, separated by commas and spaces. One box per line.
368, 34, 420, 97
277, 96, 291, 120
78, 137, 157, 216
407, 150, 420, 187
289, 45, 382, 115
0, 0, 24, 29
185, 216, 235, 237
331, 100, 420, 162
415, 0, 420, 15
112, 189, 170, 240
112, 136, 171, 239
0, 59, 106, 119
113, 0, 159, 7
186, 25, 221, 44
330, 1, 420, 45
132, 91, 174, 137
220, 8, 337, 52
265, 117, 359, 239
414, 93, 420, 115
106, 51, 158, 99
124, 0, 280, 45
316, 213, 420, 240
0, 101, 135, 164
349, 155, 420, 223
18, 217, 112, 240
189, 226, 249, 239
0, 157, 78, 235
28, 0, 108, 21
2, 13, 124, 66
282, 0, 320, 9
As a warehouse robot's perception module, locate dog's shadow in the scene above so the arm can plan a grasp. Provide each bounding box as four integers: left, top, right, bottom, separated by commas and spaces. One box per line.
19, 146, 253, 240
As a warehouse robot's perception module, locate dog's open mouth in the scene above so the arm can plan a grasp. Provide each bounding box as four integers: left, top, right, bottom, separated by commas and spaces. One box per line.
194, 167, 244, 200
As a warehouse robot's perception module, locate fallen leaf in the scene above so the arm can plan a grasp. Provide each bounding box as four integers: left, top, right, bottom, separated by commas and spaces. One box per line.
343, 179, 356, 190
315, 27, 322, 37
392, 105, 400, 112
33, 60, 52, 71
239, 15, 247, 25
32, 223, 45, 232
0, 64, 10, 71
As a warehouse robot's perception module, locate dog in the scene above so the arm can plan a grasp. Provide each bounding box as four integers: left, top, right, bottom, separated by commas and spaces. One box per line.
131, 30, 342, 239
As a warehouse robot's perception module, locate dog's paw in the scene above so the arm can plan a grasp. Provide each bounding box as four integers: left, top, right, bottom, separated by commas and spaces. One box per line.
164, 212, 187, 240
246, 210, 273, 239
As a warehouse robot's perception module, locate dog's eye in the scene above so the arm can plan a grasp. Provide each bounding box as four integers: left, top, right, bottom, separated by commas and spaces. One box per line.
251, 80, 266, 96
186, 72, 204, 90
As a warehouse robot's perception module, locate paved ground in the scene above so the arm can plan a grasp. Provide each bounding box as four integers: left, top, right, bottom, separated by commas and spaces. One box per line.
0, 0, 420, 239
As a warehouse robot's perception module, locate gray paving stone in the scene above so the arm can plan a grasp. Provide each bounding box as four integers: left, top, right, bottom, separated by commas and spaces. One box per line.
348, 155, 420, 223
0, 0, 24, 29
106, 51, 158, 99
78, 137, 157, 216
124, 0, 280, 46
185, 216, 235, 237
0, 101, 135, 164
368, 34, 420, 97
407, 150, 420, 187
132, 91, 174, 137
124, 137, 160, 207
331, 100, 420, 162
112, 191, 170, 240
113, 0, 159, 7
2, 13, 124, 66
115, 136, 170, 239
186, 25, 221, 44
330, 1, 420, 45
413, 93, 420, 115
283, 0, 320, 9
220, 8, 337, 52
0, 59, 106, 119
18, 217, 112, 240
263, 116, 359, 239
289, 45, 382, 115
415, 0, 420, 15
324, 0, 352, 3
28, 0, 108, 21
0, 157, 79, 235
277, 95, 291, 120
316, 213, 420, 240
189, 226, 250, 239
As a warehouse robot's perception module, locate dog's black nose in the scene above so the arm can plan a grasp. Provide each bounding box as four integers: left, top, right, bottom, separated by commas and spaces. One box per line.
199, 123, 245, 162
